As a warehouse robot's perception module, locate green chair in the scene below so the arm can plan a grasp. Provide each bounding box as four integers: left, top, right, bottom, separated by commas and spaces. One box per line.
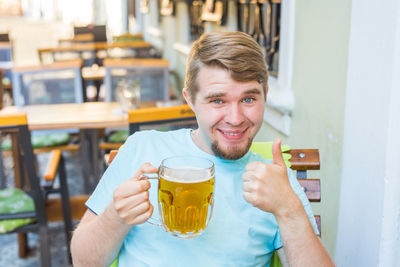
0, 112, 73, 266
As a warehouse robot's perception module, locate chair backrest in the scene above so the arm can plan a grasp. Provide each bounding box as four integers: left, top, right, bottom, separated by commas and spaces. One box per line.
128, 104, 197, 133
11, 59, 84, 106
0, 33, 10, 42
0, 70, 3, 110
0, 41, 13, 63
0, 113, 47, 221
103, 58, 170, 103
74, 25, 107, 42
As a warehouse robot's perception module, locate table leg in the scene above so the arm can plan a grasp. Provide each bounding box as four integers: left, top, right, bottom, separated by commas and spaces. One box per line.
0, 137, 5, 189
11, 133, 29, 257
79, 130, 92, 193
88, 129, 101, 186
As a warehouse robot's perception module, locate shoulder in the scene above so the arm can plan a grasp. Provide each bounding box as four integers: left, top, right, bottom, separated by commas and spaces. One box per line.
126, 128, 190, 143
122, 129, 191, 153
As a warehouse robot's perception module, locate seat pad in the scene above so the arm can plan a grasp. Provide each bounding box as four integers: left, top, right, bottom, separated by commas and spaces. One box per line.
0, 188, 36, 233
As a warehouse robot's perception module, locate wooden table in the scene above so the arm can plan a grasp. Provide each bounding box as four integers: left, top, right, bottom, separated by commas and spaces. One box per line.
0, 102, 127, 130
0, 102, 128, 191
38, 41, 153, 65
0, 101, 164, 188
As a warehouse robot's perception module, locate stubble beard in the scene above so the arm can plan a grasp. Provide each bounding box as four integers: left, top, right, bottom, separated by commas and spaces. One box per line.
211, 136, 253, 160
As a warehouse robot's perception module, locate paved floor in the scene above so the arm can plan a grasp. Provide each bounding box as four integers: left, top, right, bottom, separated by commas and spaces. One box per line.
0, 18, 89, 266
0, 151, 86, 267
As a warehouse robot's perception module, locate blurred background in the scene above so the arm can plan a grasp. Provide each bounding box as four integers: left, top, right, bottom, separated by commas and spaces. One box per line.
0, 0, 399, 266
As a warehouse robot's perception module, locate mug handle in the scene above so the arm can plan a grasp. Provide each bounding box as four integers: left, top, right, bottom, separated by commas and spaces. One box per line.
140, 174, 162, 227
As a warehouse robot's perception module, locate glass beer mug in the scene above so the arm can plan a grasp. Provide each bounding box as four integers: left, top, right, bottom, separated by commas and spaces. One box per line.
116, 79, 140, 112
146, 156, 215, 238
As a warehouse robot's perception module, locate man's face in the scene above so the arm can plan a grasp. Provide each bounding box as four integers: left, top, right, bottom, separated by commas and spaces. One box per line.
183, 66, 266, 160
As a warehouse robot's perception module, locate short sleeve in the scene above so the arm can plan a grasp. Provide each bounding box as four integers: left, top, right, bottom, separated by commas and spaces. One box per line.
85, 133, 140, 215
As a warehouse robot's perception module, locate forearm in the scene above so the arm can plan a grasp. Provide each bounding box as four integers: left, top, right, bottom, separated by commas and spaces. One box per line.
71, 204, 132, 267
276, 198, 335, 267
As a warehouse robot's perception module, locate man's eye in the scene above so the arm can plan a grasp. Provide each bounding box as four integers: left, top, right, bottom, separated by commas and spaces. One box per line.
211, 99, 223, 104
242, 97, 255, 103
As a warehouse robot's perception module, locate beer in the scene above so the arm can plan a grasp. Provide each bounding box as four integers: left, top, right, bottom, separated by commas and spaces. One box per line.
156, 158, 215, 238
147, 156, 215, 238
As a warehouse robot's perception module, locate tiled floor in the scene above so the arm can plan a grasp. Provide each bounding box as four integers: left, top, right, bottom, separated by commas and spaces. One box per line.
0, 17, 91, 267
0, 151, 86, 267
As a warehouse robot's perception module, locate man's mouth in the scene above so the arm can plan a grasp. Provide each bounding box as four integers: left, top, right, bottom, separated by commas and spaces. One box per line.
217, 128, 248, 140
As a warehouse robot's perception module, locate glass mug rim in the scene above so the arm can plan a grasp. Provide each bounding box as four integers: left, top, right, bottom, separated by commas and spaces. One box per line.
160, 155, 215, 177
145, 155, 215, 238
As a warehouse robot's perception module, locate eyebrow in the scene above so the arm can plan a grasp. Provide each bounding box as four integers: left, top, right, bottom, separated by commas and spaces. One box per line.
204, 88, 262, 100
204, 92, 226, 100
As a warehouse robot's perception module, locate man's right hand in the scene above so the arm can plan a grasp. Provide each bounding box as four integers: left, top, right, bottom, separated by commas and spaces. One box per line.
111, 162, 158, 225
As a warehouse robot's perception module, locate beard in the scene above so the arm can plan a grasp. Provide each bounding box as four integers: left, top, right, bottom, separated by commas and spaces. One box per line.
211, 136, 253, 160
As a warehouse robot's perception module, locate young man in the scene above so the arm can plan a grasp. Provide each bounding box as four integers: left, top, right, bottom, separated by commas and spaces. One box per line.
71, 32, 334, 266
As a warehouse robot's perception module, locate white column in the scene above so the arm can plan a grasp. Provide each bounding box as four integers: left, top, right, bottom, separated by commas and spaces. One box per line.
335, 0, 400, 266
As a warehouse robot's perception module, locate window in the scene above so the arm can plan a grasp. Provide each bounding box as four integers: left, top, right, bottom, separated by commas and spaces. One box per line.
238, 0, 294, 135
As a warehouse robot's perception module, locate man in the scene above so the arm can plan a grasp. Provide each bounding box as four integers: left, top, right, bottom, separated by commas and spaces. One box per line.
71, 31, 334, 266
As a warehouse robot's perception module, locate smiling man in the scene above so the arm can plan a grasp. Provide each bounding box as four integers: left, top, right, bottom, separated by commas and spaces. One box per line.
185, 66, 265, 160
71, 32, 334, 267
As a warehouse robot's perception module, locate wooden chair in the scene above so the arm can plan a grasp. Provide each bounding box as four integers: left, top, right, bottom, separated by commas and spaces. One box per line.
74, 25, 107, 43
103, 58, 171, 102
0, 40, 13, 63
99, 103, 197, 151
0, 113, 73, 266
11, 59, 84, 106
7, 60, 89, 190
3, 60, 84, 156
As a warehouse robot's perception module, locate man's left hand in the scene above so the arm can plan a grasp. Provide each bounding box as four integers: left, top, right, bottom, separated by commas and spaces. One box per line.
242, 138, 299, 216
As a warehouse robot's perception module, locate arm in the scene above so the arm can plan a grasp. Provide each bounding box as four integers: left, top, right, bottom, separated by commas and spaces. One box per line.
70, 163, 158, 267
242, 139, 335, 267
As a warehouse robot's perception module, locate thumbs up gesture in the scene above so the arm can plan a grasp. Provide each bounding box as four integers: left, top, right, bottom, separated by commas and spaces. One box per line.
242, 138, 298, 216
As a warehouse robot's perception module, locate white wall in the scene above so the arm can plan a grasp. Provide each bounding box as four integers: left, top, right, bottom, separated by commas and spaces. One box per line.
335, 0, 400, 266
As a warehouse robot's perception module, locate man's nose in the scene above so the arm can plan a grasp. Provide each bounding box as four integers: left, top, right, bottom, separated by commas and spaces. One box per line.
224, 104, 245, 126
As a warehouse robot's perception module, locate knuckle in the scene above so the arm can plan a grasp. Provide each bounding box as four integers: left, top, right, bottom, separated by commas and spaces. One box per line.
251, 194, 260, 206
138, 181, 148, 191
142, 201, 150, 210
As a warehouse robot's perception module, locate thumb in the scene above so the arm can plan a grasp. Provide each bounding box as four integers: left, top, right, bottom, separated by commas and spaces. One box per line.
272, 138, 285, 167
132, 162, 158, 181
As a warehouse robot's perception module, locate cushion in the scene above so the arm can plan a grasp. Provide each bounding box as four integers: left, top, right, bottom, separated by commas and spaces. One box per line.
250, 142, 292, 167
108, 130, 129, 143
0, 188, 36, 234
1, 132, 70, 150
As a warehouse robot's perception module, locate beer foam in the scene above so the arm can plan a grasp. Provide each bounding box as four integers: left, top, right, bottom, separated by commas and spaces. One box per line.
161, 167, 213, 183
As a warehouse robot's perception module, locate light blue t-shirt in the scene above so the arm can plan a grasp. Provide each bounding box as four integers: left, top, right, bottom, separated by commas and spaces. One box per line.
86, 129, 318, 267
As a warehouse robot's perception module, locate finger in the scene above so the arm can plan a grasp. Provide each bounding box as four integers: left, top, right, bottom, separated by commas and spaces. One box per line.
242, 171, 256, 182
131, 162, 158, 181
272, 138, 286, 167
115, 179, 150, 198
245, 161, 263, 172
242, 181, 255, 192
129, 200, 151, 219
133, 204, 154, 225
115, 190, 150, 212
243, 191, 257, 206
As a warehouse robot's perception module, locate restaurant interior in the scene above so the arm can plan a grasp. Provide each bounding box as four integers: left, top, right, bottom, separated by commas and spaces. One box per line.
1, 0, 400, 267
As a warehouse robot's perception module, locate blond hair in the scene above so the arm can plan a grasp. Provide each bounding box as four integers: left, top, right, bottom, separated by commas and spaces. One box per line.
185, 31, 268, 102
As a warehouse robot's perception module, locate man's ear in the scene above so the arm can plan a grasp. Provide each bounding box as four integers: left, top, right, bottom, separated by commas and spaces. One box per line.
182, 88, 195, 111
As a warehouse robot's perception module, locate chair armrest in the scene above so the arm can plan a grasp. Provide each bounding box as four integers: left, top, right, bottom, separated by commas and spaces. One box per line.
43, 149, 62, 186
104, 150, 119, 167
289, 149, 320, 170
